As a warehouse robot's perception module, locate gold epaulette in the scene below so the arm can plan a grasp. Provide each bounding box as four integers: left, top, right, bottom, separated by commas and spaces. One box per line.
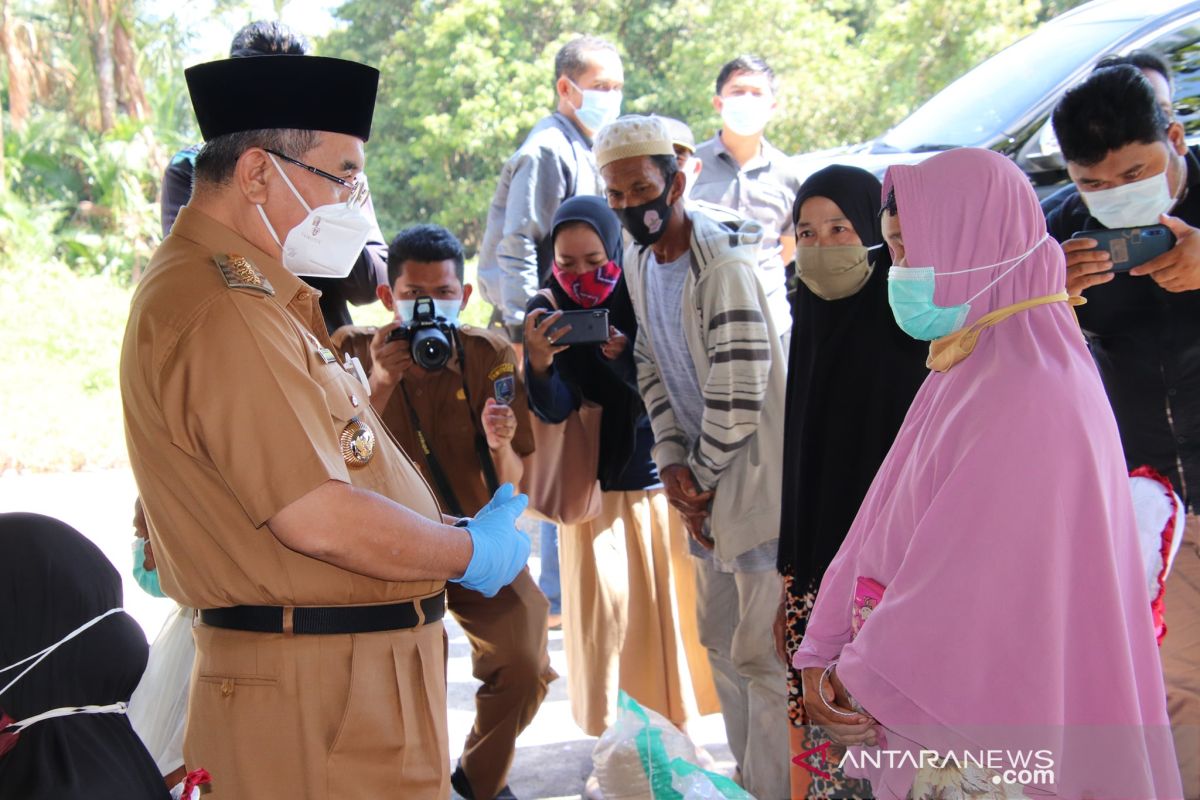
214, 253, 274, 296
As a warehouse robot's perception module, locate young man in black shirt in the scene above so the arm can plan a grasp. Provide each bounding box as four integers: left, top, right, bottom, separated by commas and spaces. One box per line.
1046, 64, 1200, 798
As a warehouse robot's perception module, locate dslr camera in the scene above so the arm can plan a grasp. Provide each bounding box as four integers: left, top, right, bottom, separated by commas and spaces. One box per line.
387, 296, 455, 371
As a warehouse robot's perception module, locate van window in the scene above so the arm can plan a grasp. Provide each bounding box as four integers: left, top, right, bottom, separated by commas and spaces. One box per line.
877, 19, 1140, 153
1155, 24, 1200, 136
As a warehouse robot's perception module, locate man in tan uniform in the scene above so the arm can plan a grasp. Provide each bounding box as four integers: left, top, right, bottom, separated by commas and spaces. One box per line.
120, 55, 530, 799
332, 223, 553, 800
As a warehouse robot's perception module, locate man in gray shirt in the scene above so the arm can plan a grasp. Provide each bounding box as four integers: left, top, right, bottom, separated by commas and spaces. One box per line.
478, 36, 624, 345
691, 55, 799, 341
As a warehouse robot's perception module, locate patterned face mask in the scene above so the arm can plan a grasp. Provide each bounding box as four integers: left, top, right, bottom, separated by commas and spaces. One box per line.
552, 260, 622, 308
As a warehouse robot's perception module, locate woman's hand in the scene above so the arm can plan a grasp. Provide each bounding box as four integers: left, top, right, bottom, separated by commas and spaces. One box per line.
801, 666, 878, 746
773, 595, 789, 667
523, 308, 570, 377
601, 326, 628, 360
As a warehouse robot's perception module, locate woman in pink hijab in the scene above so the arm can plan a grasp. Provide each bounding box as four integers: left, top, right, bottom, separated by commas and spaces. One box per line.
793, 148, 1181, 799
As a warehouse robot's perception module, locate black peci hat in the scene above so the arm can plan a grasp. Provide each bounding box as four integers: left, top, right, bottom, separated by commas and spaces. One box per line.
185, 55, 380, 142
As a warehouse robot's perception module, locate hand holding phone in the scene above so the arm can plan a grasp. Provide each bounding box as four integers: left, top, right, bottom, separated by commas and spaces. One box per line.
1069, 225, 1176, 273
544, 309, 610, 346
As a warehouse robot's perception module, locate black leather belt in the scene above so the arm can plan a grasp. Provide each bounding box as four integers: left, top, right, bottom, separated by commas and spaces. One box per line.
199, 591, 446, 635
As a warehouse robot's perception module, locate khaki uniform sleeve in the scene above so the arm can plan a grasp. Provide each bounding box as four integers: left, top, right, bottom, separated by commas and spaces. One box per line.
159, 292, 351, 526
330, 325, 377, 373
472, 333, 535, 458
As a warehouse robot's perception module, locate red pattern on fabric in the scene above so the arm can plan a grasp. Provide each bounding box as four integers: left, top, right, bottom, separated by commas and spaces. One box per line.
1131, 464, 1179, 645
551, 260, 621, 308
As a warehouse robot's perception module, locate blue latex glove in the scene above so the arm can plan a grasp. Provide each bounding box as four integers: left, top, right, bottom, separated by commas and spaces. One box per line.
452, 483, 531, 597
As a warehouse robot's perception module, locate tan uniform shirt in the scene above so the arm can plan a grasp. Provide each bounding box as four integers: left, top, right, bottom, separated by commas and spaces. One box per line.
331, 324, 534, 517
120, 207, 444, 608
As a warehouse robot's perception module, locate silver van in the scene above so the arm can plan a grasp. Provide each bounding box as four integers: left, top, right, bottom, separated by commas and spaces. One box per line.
792, 0, 1200, 193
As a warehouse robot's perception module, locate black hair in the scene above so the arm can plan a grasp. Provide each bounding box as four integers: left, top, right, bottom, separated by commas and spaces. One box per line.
649, 153, 680, 195
194, 129, 318, 187
1052, 65, 1170, 167
387, 224, 466, 286
554, 36, 619, 82
229, 20, 310, 58
1095, 49, 1173, 89
715, 54, 776, 96
881, 187, 898, 218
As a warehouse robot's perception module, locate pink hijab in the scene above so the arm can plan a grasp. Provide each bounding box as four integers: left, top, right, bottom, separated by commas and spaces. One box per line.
793, 149, 1181, 798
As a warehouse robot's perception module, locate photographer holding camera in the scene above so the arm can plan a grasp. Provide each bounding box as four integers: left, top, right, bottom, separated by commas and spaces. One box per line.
331, 225, 552, 800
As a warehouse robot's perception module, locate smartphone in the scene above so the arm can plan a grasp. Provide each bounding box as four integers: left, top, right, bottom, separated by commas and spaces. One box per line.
1070, 225, 1176, 272
545, 309, 610, 346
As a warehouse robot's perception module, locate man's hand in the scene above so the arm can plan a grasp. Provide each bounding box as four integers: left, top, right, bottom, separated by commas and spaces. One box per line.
601, 325, 629, 361
661, 464, 714, 549
1129, 214, 1200, 292
482, 397, 517, 450
368, 320, 413, 396
801, 666, 878, 746
1061, 237, 1114, 296
455, 483, 532, 597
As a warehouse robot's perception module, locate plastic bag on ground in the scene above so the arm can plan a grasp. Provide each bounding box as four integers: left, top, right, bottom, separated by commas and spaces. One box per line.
592, 690, 753, 800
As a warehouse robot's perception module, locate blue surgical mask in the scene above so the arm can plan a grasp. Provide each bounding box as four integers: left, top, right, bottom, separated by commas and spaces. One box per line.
395, 298, 462, 326
131, 538, 166, 599
887, 234, 1049, 341
569, 79, 622, 133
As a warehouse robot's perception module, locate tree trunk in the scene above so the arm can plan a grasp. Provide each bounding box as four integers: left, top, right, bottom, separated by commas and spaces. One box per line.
79, 0, 116, 132
0, 1, 31, 131
112, 13, 145, 120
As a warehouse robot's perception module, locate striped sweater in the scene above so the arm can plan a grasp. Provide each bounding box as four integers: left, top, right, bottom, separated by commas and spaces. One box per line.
624, 207, 788, 562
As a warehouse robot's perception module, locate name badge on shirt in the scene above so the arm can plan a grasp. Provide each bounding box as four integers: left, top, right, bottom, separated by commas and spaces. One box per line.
343, 355, 371, 396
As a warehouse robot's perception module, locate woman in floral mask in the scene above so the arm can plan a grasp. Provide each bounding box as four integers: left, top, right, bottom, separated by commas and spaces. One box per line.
775, 164, 929, 798
524, 195, 717, 744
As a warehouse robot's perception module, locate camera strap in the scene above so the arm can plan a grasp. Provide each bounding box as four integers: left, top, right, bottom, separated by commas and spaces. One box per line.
395, 329, 501, 518
397, 381, 466, 518
451, 327, 502, 499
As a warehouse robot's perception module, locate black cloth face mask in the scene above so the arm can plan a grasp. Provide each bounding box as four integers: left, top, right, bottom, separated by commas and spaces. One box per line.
616, 183, 674, 247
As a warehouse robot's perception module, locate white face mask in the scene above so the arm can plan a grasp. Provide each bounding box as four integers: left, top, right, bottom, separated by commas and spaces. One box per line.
720, 94, 773, 136
395, 297, 462, 326
256, 154, 373, 279
1079, 167, 1177, 229
568, 79, 622, 133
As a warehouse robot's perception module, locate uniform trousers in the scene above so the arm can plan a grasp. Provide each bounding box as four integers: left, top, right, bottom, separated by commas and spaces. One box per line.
447, 568, 555, 799
185, 593, 448, 799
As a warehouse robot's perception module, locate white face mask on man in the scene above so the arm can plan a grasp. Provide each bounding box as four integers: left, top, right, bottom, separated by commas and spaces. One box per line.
1079, 167, 1179, 229
256, 153, 373, 279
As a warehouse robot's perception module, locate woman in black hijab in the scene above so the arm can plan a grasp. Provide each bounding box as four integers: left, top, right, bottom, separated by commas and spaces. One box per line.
0, 512, 170, 799
522, 195, 716, 740
775, 166, 928, 798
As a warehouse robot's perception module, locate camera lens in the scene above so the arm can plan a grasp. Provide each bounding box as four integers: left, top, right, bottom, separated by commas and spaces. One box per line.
411, 327, 451, 371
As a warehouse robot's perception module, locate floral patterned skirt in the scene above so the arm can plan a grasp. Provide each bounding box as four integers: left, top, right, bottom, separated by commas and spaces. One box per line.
784, 570, 875, 799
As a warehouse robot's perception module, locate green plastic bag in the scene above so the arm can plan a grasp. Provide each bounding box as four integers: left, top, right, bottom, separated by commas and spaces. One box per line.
592, 691, 753, 800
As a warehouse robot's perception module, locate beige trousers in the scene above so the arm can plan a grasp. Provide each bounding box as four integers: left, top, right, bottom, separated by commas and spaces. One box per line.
558, 488, 718, 736
186, 609, 449, 799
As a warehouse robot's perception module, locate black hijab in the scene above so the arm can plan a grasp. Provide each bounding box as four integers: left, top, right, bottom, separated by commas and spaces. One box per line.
777, 166, 929, 601
531, 195, 647, 488
0, 513, 169, 799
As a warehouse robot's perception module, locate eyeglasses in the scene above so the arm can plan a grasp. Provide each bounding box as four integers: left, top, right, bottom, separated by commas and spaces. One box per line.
264, 148, 370, 208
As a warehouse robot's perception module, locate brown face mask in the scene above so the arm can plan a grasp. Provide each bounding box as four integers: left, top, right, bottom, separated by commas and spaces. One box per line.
795, 245, 876, 301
